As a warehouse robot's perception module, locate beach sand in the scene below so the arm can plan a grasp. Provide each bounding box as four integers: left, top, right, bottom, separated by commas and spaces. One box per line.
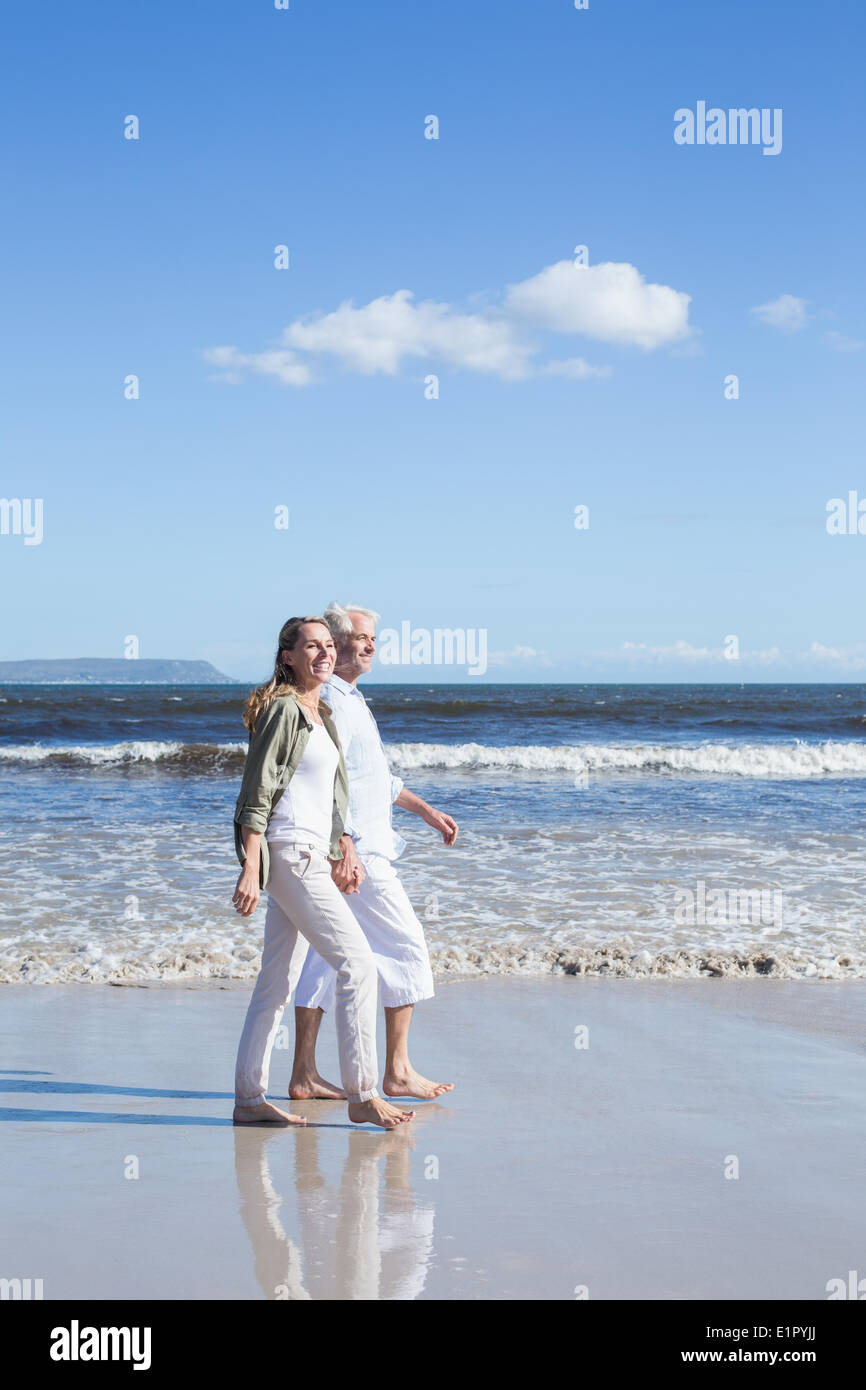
1, 976, 864, 1300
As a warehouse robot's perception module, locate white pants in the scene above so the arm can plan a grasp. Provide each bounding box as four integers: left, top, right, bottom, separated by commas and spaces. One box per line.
234, 843, 380, 1106
295, 853, 435, 1013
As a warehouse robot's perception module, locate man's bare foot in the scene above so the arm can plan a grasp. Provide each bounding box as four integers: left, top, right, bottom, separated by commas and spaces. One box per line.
289, 1072, 347, 1101
233, 1101, 307, 1126
348, 1097, 415, 1129
383, 1068, 454, 1100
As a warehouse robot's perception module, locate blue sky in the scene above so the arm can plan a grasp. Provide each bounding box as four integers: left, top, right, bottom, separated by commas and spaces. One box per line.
1, 0, 864, 682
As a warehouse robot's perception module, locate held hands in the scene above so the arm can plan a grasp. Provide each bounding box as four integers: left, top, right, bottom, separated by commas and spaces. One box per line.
331, 835, 365, 894
233, 863, 260, 917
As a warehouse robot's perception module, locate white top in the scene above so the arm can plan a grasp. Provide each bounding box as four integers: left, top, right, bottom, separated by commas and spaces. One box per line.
321, 675, 405, 861
266, 721, 339, 855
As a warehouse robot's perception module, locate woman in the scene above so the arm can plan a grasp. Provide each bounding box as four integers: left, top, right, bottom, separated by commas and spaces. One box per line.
232, 615, 414, 1130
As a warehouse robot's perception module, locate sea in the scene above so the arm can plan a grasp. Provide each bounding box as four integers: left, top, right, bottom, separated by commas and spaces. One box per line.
1, 682, 865, 985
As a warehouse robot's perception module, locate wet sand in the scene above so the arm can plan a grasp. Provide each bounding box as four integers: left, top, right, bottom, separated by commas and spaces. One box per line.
0, 976, 864, 1300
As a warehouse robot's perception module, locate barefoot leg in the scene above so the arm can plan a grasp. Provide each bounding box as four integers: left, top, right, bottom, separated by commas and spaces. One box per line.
289, 1005, 346, 1099
383, 1004, 454, 1100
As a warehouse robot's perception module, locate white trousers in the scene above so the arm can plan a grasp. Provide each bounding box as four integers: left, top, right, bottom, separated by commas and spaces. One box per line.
294, 853, 435, 1013
234, 843, 380, 1106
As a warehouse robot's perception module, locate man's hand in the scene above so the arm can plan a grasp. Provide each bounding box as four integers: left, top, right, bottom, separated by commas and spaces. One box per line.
233, 863, 260, 917
423, 808, 458, 846
331, 834, 365, 894
395, 786, 458, 845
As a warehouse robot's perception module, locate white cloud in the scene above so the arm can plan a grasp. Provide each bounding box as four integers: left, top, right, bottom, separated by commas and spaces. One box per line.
505, 260, 692, 349
805, 641, 866, 669
486, 645, 552, 667
537, 357, 612, 379
202, 345, 313, 386
282, 290, 533, 379
822, 330, 865, 352
750, 293, 807, 332
596, 639, 866, 671
204, 256, 693, 387
620, 640, 714, 662
616, 641, 786, 666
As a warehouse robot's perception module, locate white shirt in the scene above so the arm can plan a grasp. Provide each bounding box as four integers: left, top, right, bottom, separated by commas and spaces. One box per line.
321, 675, 405, 861
266, 722, 339, 855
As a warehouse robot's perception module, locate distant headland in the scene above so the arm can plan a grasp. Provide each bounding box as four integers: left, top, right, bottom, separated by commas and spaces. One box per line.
0, 659, 239, 684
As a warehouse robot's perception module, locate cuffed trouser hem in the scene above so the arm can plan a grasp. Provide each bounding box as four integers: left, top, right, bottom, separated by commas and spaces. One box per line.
346, 1086, 380, 1104
234, 1094, 267, 1107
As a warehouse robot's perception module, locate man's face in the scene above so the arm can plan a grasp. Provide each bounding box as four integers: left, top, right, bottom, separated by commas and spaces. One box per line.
338, 611, 376, 678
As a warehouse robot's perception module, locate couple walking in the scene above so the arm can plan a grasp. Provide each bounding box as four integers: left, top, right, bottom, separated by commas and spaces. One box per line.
232, 603, 457, 1130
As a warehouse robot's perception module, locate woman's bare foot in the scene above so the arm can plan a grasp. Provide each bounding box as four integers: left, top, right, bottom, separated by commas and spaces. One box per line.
383, 1067, 454, 1100
289, 1072, 347, 1100
348, 1097, 415, 1129
233, 1101, 307, 1126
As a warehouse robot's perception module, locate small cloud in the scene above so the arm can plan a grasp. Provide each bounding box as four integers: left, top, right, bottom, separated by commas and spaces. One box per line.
805, 641, 866, 669
486, 645, 552, 667
283, 290, 534, 380
506, 260, 692, 350
537, 357, 612, 379
750, 294, 807, 333
203, 345, 314, 386
620, 639, 713, 661
615, 641, 784, 666
822, 330, 864, 352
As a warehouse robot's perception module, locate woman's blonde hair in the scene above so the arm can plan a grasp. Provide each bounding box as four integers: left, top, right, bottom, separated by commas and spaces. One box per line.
243, 615, 332, 732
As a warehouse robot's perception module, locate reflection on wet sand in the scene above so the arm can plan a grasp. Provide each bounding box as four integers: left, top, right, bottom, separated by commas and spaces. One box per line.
234, 1112, 441, 1299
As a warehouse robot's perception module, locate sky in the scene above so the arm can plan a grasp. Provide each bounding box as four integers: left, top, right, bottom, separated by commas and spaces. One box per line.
1, 0, 864, 683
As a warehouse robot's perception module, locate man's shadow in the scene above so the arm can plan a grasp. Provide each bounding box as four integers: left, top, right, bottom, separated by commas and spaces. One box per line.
0, 1072, 443, 1131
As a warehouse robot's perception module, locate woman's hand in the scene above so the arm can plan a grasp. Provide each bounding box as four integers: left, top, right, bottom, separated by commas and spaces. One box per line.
331, 835, 365, 894
233, 863, 260, 917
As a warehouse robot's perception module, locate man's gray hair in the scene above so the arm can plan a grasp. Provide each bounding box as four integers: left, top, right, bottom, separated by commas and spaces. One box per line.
323, 601, 381, 644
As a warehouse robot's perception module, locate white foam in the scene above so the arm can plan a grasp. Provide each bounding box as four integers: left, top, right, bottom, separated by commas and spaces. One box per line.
2, 737, 866, 777
385, 740, 866, 779
0, 740, 245, 765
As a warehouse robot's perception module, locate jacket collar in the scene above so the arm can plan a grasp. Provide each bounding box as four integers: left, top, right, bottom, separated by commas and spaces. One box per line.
290, 691, 331, 730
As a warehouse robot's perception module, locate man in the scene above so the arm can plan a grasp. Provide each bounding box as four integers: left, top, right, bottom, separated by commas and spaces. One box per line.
289, 602, 456, 1102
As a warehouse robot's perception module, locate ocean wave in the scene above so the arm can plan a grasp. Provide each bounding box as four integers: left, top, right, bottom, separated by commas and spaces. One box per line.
1, 941, 862, 985
431, 943, 866, 981
0, 740, 246, 768
3, 738, 866, 777
386, 740, 866, 778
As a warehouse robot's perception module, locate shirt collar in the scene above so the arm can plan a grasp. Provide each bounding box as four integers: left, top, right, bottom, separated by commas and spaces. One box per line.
329, 674, 363, 697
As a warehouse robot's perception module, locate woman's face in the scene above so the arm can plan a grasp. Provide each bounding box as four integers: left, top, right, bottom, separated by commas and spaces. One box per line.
282, 622, 336, 687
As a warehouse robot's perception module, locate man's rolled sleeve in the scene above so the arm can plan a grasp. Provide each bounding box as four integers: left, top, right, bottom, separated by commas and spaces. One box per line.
390, 773, 404, 802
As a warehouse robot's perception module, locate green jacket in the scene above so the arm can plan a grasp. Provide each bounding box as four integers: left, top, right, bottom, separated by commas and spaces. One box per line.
233, 693, 349, 889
